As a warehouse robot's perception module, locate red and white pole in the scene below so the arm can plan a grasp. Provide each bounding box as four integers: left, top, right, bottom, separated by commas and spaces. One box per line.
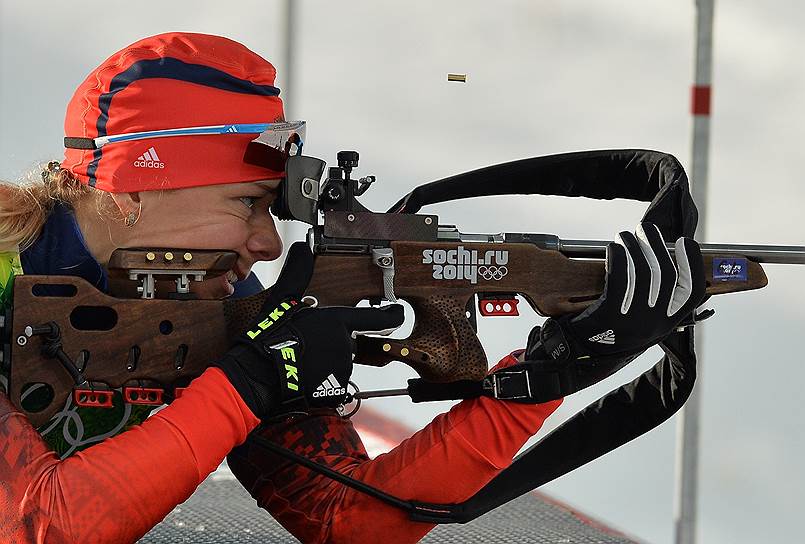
675, 1, 714, 543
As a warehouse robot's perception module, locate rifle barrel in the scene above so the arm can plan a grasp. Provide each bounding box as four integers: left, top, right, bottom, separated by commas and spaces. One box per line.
449, 231, 805, 265
559, 239, 805, 265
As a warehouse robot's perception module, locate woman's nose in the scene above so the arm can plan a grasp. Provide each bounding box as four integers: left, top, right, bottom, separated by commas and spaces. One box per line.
246, 211, 283, 261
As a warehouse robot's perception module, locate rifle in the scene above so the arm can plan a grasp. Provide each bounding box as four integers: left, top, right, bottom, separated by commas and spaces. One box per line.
3, 149, 803, 521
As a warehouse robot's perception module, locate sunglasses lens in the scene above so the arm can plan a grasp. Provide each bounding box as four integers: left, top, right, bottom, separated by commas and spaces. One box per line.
243, 121, 306, 172
243, 141, 288, 171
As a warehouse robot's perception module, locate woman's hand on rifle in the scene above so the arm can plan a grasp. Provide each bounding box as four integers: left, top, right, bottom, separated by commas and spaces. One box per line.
214, 242, 405, 420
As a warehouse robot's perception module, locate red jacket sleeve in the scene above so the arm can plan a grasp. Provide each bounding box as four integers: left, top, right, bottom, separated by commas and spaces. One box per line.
327, 353, 563, 543
0, 367, 260, 544
228, 352, 563, 544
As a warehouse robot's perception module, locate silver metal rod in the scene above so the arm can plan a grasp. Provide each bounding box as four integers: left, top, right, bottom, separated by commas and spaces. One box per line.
559, 239, 805, 265
677, 1, 715, 542
281, 0, 296, 118
460, 231, 805, 265
353, 388, 410, 400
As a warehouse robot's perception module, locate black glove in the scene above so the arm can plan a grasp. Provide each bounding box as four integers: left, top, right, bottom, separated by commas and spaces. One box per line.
526, 222, 706, 374
214, 242, 405, 419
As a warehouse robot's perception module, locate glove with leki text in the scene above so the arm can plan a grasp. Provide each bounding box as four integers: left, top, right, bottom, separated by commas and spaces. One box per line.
214, 242, 405, 419
523, 222, 706, 391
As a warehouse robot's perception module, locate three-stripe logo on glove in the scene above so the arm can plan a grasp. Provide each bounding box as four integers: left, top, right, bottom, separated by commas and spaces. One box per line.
589, 330, 616, 345
313, 374, 346, 398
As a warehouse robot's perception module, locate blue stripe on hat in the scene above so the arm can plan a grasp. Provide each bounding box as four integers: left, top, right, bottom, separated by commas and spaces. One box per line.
86, 57, 281, 186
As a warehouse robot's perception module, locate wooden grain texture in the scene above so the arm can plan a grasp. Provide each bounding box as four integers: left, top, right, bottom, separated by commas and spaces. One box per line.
702, 254, 767, 294
10, 275, 229, 427
106, 248, 237, 279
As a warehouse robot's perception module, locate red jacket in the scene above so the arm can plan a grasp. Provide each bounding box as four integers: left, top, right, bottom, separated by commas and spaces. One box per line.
1, 357, 560, 543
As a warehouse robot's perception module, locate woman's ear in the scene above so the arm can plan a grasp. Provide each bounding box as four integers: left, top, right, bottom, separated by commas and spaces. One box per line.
109, 192, 142, 226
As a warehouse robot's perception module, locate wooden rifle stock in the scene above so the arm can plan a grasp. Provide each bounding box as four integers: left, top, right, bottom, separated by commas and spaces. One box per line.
7, 242, 766, 426
307, 241, 766, 382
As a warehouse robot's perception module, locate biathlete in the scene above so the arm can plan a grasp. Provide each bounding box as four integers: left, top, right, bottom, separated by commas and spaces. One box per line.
0, 32, 705, 544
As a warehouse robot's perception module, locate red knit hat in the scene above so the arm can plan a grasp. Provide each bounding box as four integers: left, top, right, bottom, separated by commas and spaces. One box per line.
62, 32, 286, 193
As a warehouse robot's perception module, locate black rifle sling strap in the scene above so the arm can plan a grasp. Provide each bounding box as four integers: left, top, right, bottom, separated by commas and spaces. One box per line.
259, 150, 701, 523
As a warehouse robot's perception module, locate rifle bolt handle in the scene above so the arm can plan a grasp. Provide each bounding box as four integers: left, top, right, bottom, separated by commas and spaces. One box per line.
25, 324, 57, 337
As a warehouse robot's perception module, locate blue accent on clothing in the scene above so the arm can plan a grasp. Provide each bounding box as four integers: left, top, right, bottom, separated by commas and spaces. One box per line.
103, 123, 273, 145
20, 202, 109, 292
233, 271, 264, 297
87, 57, 281, 186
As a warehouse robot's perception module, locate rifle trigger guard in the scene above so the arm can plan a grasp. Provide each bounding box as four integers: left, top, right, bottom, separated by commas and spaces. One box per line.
371, 248, 397, 302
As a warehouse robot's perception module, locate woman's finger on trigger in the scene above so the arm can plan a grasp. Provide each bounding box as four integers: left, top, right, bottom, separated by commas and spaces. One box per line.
336, 304, 406, 338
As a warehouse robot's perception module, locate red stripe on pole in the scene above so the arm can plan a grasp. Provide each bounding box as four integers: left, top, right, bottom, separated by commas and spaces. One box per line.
691, 85, 711, 115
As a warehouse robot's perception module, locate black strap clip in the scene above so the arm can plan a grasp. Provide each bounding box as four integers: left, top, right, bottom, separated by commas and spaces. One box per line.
484, 369, 533, 400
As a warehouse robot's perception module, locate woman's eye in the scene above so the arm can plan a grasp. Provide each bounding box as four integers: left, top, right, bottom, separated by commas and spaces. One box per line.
240, 196, 258, 208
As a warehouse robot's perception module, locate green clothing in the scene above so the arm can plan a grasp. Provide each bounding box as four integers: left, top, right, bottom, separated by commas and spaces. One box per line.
0, 251, 22, 310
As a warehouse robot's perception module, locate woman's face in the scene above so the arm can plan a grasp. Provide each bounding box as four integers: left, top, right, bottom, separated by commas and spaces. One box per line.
130, 180, 283, 298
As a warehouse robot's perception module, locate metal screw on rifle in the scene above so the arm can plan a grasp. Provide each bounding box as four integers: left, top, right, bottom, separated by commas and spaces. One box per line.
347, 214, 355, 222
379, 256, 393, 267
425, 217, 433, 225
16, 335, 27, 347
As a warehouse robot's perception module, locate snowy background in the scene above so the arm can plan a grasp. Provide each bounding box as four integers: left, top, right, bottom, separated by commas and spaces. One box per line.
2, 1, 804, 542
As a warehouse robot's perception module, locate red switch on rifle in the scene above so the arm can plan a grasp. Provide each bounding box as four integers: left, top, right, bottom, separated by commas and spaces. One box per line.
478, 296, 520, 317
123, 386, 164, 405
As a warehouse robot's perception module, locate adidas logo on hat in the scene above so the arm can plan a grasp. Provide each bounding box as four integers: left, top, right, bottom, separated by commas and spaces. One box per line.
134, 147, 165, 169
313, 374, 346, 398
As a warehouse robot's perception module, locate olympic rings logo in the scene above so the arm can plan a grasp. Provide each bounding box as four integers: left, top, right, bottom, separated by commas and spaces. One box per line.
478, 265, 508, 281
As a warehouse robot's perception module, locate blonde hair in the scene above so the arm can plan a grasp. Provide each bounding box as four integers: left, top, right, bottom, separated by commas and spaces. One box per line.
0, 162, 92, 253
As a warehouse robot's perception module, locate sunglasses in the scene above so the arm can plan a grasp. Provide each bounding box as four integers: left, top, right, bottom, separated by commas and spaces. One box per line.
64, 121, 306, 172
